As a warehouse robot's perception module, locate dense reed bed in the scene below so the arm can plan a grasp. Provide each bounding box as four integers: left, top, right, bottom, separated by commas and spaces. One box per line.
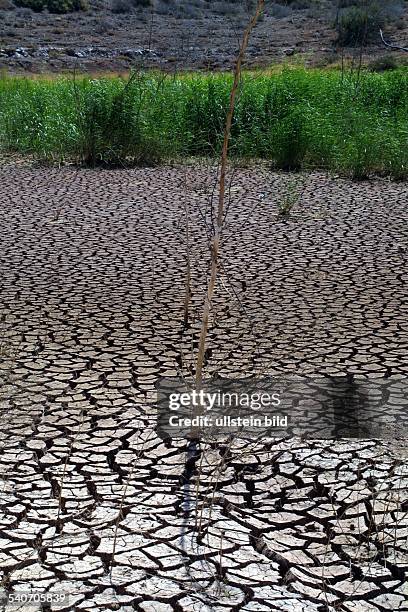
0, 68, 407, 178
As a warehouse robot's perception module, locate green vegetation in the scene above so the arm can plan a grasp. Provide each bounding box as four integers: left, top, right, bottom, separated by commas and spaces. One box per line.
335, 0, 404, 47
110, 0, 151, 14
336, 2, 383, 46
14, 0, 88, 13
0, 68, 407, 179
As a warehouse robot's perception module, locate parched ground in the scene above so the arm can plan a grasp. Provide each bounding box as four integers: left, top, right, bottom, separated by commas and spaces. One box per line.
0, 162, 407, 611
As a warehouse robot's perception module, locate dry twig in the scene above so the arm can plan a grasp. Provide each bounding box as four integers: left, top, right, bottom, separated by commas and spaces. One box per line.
194, 0, 265, 390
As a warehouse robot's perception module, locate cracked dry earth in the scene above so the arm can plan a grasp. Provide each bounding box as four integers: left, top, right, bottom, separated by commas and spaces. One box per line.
0, 162, 407, 612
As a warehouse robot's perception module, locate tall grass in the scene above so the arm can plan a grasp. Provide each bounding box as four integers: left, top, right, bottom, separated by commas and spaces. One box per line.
0, 68, 407, 178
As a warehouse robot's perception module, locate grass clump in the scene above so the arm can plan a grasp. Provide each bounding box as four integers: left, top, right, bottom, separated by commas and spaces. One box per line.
0, 68, 407, 179
75, 76, 162, 166
269, 107, 308, 171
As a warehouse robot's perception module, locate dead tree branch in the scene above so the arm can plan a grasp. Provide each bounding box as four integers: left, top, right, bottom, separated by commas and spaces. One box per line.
380, 29, 408, 53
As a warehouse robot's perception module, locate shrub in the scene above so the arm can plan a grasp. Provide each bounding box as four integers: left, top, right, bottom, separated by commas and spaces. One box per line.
269, 3, 292, 18
94, 19, 112, 33
369, 54, 399, 72
15, 0, 87, 11
48, 0, 88, 12
336, 2, 384, 46
274, 0, 312, 6
180, 2, 200, 17
337, 0, 358, 7
111, 0, 132, 12
14, 0, 45, 11
290, 0, 313, 8
111, 0, 150, 10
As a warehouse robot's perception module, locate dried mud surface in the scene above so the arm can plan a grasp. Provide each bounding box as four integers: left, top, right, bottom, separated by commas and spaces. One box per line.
0, 163, 407, 611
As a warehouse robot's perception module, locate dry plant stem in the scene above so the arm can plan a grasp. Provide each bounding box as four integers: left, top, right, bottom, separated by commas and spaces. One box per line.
194, 0, 265, 391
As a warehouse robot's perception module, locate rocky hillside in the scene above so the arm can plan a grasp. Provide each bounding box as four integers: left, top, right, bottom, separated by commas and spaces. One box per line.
0, 1, 407, 75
